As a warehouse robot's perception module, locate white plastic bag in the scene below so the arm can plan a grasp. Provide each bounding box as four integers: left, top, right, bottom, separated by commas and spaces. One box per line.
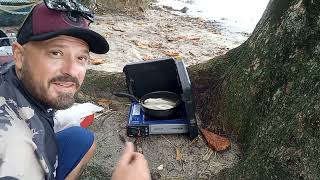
53, 103, 104, 133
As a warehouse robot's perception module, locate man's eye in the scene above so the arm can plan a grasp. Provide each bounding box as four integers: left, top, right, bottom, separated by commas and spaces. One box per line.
78, 56, 89, 63
50, 51, 62, 56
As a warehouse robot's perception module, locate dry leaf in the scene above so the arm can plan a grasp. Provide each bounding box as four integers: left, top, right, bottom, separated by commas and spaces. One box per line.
132, 40, 148, 49
189, 37, 200, 41
149, 30, 159, 35
137, 45, 148, 49
200, 128, 231, 152
137, 146, 143, 154
177, 35, 188, 40
105, 32, 113, 37
192, 41, 199, 46
112, 26, 125, 32
166, 35, 185, 42
189, 51, 196, 56
91, 58, 104, 65
96, 98, 112, 108
202, 149, 213, 161
165, 24, 174, 28
136, 21, 144, 25
166, 36, 175, 42
175, 147, 182, 161
162, 50, 179, 57
148, 42, 163, 49
143, 55, 154, 61
106, 21, 115, 25
285, 81, 293, 95
175, 55, 182, 60
166, 35, 200, 42
164, 28, 176, 32
118, 134, 127, 144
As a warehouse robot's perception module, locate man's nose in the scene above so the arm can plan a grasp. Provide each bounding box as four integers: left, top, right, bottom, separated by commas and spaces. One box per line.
61, 56, 80, 77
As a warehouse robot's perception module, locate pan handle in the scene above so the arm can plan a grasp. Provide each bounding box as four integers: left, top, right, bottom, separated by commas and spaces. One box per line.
113, 92, 139, 102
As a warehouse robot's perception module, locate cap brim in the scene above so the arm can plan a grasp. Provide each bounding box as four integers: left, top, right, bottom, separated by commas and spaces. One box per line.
29, 28, 109, 54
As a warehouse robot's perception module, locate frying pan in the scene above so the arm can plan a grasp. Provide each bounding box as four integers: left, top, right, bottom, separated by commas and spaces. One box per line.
114, 91, 182, 118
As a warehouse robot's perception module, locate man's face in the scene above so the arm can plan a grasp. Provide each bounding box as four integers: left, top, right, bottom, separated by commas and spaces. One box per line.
13, 35, 90, 110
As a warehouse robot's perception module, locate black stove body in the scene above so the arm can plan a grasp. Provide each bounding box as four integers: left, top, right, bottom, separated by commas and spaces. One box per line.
123, 58, 198, 139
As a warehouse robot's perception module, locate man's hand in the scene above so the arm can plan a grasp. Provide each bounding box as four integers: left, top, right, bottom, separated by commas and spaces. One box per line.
111, 142, 151, 180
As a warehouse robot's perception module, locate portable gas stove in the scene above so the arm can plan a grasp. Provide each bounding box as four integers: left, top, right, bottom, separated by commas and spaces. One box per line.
127, 102, 189, 136
123, 58, 198, 139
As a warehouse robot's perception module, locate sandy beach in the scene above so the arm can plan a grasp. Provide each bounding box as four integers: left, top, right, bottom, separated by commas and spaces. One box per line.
88, 5, 249, 72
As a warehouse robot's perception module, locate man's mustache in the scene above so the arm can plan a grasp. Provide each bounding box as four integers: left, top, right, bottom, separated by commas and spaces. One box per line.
49, 75, 80, 88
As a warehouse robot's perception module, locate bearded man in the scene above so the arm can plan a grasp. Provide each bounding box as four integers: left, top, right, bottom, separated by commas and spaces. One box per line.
0, 2, 150, 180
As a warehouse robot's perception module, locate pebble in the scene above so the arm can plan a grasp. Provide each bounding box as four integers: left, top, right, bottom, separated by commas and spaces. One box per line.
157, 164, 164, 170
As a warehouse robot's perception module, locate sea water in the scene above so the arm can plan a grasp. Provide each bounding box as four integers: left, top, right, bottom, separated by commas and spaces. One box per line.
155, 0, 270, 35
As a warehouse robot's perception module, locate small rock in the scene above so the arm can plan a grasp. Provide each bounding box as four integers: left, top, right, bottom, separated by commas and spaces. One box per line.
157, 164, 164, 170
180, 7, 188, 13
137, 146, 143, 153
151, 172, 161, 179
139, 6, 145, 12
162, 5, 174, 11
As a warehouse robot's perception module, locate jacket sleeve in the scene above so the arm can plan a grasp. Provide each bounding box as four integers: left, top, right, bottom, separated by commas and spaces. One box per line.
0, 96, 45, 180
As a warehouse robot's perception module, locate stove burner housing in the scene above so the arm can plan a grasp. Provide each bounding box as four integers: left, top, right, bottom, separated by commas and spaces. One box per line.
123, 58, 198, 139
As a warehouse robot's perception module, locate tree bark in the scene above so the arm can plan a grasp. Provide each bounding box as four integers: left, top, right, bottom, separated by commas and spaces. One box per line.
190, 0, 320, 178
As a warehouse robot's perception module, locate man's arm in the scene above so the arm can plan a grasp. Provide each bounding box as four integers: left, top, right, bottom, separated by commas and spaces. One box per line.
0, 102, 45, 179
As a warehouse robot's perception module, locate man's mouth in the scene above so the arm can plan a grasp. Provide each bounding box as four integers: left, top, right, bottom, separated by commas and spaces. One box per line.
49, 75, 80, 93
52, 81, 77, 91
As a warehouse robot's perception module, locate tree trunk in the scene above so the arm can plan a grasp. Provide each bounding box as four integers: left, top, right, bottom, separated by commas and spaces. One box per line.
190, 0, 320, 178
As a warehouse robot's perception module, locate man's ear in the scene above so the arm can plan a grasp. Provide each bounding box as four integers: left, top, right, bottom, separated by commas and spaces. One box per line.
12, 42, 24, 70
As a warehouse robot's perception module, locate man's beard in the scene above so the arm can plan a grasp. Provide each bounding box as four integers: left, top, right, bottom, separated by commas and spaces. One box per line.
20, 62, 79, 110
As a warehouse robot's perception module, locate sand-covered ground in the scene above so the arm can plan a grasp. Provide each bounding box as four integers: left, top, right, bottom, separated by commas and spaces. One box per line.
88, 5, 249, 72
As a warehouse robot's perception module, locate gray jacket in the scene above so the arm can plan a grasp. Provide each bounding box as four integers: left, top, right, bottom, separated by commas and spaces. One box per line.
0, 63, 57, 180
